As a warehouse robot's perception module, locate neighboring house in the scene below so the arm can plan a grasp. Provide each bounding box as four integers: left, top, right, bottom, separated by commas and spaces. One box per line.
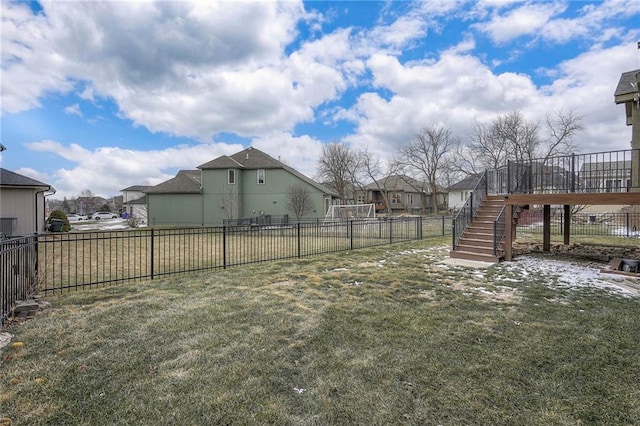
356, 175, 444, 214
579, 160, 631, 193
0, 168, 55, 237
121, 185, 153, 220
146, 170, 203, 226
146, 147, 339, 226
448, 175, 482, 210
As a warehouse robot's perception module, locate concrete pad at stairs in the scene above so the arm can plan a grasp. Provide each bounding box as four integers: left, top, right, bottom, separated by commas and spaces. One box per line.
443, 257, 494, 268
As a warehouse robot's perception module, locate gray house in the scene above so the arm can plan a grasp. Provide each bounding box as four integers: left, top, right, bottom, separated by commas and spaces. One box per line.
0, 168, 54, 236
146, 147, 339, 226
448, 175, 482, 210
356, 175, 444, 214
121, 184, 153, 222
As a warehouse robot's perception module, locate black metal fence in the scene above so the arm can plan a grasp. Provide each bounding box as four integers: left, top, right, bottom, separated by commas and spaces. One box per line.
1, 217, 446, 322
1, 235, 38, 325
517, 211, 640, 238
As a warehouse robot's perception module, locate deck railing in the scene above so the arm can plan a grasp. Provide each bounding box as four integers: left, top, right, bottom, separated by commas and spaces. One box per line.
452, 172, 487, 249
486, 149, 639, 195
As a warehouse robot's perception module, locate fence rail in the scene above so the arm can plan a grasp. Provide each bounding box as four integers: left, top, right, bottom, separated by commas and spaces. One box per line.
3, 217, 447, 323
1, 235, 38, 325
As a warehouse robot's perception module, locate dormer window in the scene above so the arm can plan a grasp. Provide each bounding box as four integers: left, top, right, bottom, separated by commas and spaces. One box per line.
257, 169, 265, 184
228, 169, 236, 184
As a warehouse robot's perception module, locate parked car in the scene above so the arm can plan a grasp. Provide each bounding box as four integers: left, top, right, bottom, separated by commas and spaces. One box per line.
66, 213, 87, 222
91, 212, 118, 220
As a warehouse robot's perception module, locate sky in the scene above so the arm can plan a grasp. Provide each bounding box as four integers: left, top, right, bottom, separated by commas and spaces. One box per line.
1, 0, 639, 200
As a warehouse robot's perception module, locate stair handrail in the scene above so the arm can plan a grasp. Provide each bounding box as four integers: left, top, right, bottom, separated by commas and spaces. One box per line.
452, 172, 488, 250
492, 205, 507, 256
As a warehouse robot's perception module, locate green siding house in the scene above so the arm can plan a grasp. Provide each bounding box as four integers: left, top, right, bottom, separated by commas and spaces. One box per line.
147, 147, 338, 226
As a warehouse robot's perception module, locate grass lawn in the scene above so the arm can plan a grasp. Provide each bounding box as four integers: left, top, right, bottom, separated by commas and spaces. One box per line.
1, 236, 639, 425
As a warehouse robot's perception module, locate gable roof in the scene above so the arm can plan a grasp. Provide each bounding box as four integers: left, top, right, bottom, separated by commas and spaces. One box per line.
198, 147, 284, 170
126, 195, 147, 205
364, 175, 427, 192
449, 175, 482, 191
145, 170, 202, 194
198, 147, 339, 197
614, 69, 640, 101
0, 168, 52, 189
580, 160, 631, 173
121, 185, 153, 192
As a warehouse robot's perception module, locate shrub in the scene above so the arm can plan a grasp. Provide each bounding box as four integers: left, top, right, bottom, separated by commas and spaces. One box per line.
47, 210, 71, 232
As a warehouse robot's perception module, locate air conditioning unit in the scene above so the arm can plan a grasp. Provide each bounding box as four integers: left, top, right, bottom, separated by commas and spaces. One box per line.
0, 217, 17, 238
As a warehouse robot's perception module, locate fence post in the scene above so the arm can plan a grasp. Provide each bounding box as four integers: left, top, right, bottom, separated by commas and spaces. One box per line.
33, 233, 39, 291
222, 225, 227, 269
571, 153, 576, 192
297, 222, 301, 258
484, 170, 488, 195
349, 220, 354, 250
150, 228, 155, 279
389, 218, 393, 244
452, 221, 456, 250
627, 212, 630, 238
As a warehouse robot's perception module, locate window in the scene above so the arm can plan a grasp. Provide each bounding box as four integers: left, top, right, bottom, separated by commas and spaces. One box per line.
357, 194, 365, 204
407, 193, 414, 204
391, 193, 401, 204
257, 169, 265, 184
228, 169, 236, 184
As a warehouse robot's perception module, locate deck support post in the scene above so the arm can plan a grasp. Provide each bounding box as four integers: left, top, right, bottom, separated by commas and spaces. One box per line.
543, 205, 551, 252
563, 204, 571, 245
504, 205, 513, 261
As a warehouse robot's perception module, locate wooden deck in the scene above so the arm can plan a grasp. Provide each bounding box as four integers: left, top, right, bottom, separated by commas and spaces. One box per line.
503, 192, 640, 206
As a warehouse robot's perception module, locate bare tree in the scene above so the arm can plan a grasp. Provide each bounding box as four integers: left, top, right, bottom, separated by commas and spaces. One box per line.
315, 142, 358, 203
286, 183, 315, 220
541, 108, 583, 159
397, 125, 457, 215
354, 149, 402, 214
458, 109, 583, 173
220, 187, 238, 220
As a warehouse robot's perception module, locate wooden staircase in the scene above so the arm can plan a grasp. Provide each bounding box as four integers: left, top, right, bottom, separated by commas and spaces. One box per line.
450, 195, 506, 263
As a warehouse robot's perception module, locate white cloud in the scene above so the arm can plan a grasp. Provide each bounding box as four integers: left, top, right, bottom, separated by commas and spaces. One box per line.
25, 140, 244, 198
340, 38, 638, 157
64, 104, 82, 117
474, 2, 567, 44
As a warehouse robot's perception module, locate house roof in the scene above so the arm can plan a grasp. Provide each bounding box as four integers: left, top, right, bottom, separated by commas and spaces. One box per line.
198, 147, 339, 197
198, 147, 286, 170
614, 69, 640, 101
580, 160, 631, 172
364, 175, 428, 192
121, 185, 153, 192
145, 170, 202, 194
126, 195, 147, 205
0, 168, 52, 189
449, 175, 482, 191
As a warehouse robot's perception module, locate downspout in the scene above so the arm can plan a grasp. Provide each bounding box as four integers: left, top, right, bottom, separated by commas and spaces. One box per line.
37, 185, 56, 233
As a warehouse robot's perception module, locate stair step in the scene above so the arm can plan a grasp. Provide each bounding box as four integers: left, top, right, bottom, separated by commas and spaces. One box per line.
449, 250, 502, 263
458, 237, 499, 247
452, 194, 509, 264
455, 244, 502, 256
